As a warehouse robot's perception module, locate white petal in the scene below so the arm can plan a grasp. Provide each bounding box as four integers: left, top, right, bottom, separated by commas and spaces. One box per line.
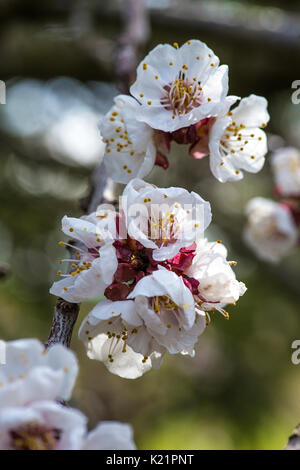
61, 216, 100, 248
187, 239, 246, 306
44, 344, 78, 401
101, 95, 156, 183
50, 243, 117, 303
232, 94, 270, 128
82, 421, 136, 450
271, 147, 300, 196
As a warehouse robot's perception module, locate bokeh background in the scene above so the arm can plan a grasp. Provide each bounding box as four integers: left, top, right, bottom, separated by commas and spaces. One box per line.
1, 0, 300, 450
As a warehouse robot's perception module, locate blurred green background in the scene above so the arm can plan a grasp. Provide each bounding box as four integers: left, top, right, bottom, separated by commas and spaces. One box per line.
1, 0, 300, 450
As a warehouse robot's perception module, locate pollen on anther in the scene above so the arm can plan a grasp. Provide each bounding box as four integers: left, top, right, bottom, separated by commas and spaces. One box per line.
143, 64, 147, 70
147, 100, 152, 105
139, 93, 144, 98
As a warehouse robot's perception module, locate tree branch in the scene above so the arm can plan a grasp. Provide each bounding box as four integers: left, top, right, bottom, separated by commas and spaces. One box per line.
45, 0, 149, 349
114, 0, 150, 93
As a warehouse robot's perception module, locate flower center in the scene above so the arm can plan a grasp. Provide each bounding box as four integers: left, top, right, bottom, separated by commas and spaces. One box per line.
150, 211, 178, 247
153, 295, 178, 314
129, 252, 149, 270
10, 422, 61, 450
161, 74, 203, 117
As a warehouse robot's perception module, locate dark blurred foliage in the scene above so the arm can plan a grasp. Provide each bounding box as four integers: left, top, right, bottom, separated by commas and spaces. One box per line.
0, 0, 300, 449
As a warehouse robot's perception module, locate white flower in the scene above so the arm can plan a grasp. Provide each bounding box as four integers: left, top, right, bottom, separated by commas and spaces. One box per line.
271, 147, 300, 196
79, 299, 164, 379
186, 239, 246, 318
0, 402, 136, 450
50, 211, 118, 303
122, 178, 212, 261
79, 269, 206, 378
244, 197, 298, 263
0, 401, 86, 450
130, 39, 229, 132
101, 95, 156, 183
0, 339, 136, 450
209, 94, 269, 182
128, 268, 206, 356
0, 339, 78, 407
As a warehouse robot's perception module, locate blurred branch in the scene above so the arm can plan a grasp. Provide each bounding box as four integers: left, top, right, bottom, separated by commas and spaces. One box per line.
0, 263, 10, 280
45, 0, 149, 349
284, 424, 300, 450
115, 0, 150, 93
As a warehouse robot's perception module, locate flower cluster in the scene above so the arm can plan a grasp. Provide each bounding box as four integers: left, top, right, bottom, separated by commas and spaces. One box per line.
51, 179, 246, 379
100, 39, 269, 184
0, 339, 136, 450
244, 147, 300, 263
